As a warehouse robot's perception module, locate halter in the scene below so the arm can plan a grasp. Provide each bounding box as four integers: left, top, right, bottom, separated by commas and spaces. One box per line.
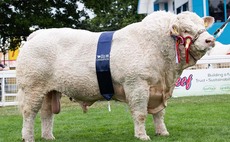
173, 29, 206, 64
192, 29, 206, 43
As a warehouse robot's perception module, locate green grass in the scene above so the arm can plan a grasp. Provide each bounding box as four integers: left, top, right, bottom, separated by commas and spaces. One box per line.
0, 95, 230, 142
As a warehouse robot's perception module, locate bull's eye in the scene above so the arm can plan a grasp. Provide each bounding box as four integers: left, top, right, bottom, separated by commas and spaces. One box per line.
184, 29, 191, 34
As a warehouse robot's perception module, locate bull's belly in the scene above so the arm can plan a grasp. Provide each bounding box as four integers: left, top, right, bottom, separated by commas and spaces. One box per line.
59, 86, 102, 102
55, 77, 167, 114
56, 81, 127, 102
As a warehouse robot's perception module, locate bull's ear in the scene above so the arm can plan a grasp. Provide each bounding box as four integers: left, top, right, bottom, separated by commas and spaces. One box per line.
170, 25, 179, 36
203, 16, 214, 29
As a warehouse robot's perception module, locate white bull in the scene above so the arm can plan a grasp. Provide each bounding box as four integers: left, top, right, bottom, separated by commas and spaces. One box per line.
17, 11, 215, 141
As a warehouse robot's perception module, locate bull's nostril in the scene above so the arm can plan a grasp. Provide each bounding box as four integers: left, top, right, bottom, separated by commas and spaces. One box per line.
205, 37, 215, 44
205, 38, 215, 47
205, 39, 211, 43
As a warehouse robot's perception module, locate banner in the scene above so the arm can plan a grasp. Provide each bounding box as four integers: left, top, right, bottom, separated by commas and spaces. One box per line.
173, 68, 230, 97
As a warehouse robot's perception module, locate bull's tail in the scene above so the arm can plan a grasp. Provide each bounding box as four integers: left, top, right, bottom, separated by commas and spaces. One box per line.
16, 89, 25, 114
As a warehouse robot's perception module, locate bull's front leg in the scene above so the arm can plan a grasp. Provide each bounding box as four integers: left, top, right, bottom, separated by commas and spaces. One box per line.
124, 81, 150, 140
153, 109, 169, 136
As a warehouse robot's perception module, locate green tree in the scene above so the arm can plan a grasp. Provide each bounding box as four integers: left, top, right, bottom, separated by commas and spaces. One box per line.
0, 0, 90, 52
0, 0, 145, 60
82, 0, 145, 32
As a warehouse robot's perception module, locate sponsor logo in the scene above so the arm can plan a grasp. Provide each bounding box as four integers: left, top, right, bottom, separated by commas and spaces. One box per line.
203, 85, 216, 92
220, 84, 230, 91
175, 74, 193, 90
96, 54, 110, 61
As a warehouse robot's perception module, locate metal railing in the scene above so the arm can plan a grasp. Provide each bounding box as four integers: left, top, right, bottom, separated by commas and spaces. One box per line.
0, 70, 17, 106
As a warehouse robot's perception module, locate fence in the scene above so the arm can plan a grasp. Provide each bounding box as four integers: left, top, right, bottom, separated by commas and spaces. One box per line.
0, 55, 230, 106
173, 55, 230, 97
0, 70, 17, 106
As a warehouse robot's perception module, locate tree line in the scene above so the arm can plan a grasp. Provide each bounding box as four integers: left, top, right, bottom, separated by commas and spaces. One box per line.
0, 0, 145, 53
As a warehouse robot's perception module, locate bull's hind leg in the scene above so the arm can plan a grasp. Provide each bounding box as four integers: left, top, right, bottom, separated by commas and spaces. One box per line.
19, 89, 44, 142
124, 80, 150, 140
153, 109, 169, 136
40, 90, 61, 140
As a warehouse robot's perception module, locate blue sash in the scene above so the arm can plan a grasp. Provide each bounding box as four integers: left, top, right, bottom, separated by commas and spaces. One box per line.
96, 32, 115, 100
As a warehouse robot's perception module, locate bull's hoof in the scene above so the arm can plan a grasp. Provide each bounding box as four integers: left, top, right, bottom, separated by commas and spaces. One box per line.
155, 131, 169, 136
22, 138, 35, 142
42, 134, 55, 140
135, 134, 151, 141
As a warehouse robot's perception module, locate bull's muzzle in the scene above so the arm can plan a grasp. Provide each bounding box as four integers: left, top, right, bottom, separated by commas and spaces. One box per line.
205, 37, 215, 47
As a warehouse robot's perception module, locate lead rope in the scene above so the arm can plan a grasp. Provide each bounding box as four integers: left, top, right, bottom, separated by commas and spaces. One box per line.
175, 36, 184, 63
175, 38, 180, 63
174, 36, 193, 64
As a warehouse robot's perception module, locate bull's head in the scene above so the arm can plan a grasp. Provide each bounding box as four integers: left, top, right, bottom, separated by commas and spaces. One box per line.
170, 12, 215, 63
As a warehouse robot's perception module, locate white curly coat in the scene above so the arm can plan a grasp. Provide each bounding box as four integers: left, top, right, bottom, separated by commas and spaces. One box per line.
17, 11, 215, 141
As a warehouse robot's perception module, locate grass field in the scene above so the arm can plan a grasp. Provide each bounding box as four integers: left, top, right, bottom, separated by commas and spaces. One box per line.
0, 95, 230, 142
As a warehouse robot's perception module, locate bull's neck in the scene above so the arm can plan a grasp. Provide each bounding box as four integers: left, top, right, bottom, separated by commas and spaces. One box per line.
175, 48, 206, 72
176, 57, 196, 71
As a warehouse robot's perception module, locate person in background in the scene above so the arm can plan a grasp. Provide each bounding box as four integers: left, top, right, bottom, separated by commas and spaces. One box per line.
0, 63, 5, 71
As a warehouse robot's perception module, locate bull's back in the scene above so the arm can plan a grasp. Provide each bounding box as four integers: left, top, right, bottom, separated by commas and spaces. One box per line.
16, 28, 100, 90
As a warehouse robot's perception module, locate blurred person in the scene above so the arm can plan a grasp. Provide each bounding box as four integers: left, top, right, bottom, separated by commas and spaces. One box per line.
0, 63, 5, 71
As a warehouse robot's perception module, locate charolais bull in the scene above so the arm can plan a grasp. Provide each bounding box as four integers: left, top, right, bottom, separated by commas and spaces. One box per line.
17, 11, 215, 141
